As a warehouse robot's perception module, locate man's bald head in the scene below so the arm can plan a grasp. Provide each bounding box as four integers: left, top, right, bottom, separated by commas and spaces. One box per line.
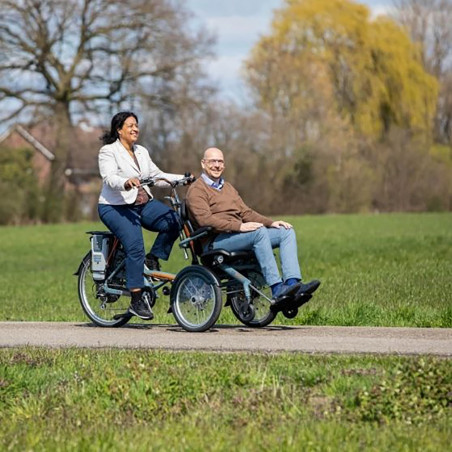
203, 147, 224, 161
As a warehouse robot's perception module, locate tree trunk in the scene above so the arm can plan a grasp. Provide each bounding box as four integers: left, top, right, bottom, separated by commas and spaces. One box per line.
42, 102, 72, 222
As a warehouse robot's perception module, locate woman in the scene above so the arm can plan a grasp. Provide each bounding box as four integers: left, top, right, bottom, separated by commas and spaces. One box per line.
98, 111, 183, 320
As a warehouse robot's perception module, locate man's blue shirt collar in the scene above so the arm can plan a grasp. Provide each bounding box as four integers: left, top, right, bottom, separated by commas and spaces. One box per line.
201, 172, 224, 190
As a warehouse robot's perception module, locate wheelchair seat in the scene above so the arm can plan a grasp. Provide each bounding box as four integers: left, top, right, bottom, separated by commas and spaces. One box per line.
200, 249, 256, 267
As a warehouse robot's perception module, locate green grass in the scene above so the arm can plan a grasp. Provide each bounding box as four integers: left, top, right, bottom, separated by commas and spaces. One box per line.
1, 214, 451, 450
1, 348, 450, 451
0, 212, 450, 326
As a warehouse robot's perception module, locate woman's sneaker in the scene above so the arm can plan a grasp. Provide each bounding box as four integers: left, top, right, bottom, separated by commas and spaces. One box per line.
129, 297, 154, 320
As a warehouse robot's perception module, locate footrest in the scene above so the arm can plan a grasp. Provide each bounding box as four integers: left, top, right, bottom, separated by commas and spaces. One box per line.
285, 293, 312, 310
270, 295, 291, 313
270, 293, 313, 313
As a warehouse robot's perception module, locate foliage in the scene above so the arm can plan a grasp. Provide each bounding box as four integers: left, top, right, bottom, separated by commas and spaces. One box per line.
351, 358, 452, 424
245, 0, 437, 138
0, 349, 450, 451
233, 0, 450, 215
0, 146, 42, 224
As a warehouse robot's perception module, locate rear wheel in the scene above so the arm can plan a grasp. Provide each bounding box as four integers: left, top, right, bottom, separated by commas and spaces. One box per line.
77, 252, 131, 327
170, 266, 222, 332
229, 271, 276, 328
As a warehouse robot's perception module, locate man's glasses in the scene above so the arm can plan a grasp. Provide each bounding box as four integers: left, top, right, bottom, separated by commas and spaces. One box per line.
203, 159, 225, 166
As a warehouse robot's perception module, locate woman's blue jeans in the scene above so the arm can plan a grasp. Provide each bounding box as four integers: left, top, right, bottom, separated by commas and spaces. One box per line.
209, 227, 302, 286
98, 200, 181, 289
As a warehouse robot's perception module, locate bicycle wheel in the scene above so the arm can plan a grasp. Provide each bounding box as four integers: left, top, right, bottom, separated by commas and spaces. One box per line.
229, 270, 277, 328
170, 265, 222, 332
77, 251, 131, 327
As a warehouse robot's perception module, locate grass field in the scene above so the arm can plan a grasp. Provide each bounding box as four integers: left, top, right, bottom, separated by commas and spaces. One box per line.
1, 348, 451, 451
0, 212, 450, 326
0, 213, 451, 450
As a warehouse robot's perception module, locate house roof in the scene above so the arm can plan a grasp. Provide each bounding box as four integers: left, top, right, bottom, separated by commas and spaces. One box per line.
0, 120, 102, 176
0, 124, 55, 161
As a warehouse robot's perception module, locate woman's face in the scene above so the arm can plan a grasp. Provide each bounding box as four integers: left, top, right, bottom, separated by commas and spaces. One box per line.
118, 116, 139, 146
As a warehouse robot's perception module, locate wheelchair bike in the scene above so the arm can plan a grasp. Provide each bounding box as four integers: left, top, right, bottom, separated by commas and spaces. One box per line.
76, 175, 310, 332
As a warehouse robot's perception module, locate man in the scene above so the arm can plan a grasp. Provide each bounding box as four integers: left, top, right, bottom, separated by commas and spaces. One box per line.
186, 147, 320, 308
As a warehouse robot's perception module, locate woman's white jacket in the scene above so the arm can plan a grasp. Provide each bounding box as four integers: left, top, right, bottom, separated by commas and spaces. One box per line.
98, 140, 182, 205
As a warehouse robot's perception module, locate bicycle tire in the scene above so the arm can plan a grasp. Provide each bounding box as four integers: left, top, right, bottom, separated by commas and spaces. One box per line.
170, 265, 222, 332
77, 251, 131, 327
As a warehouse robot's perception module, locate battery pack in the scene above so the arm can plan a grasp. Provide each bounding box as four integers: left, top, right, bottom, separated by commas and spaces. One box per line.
91, 234, 110, 280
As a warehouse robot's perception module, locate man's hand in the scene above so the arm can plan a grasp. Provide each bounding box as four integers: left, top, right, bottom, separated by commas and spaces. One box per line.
240, 222, 264, 232
124, 177, 141, 190
271, 220, 293, 229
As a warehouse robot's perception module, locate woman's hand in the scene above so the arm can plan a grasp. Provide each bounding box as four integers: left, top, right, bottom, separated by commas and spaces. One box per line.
124, 177, 141, 190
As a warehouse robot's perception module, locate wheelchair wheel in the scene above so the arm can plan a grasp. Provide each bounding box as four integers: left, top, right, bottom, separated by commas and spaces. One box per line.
229, 271, 277, 328
170, 265, 222, 332
77, 252, 131, 327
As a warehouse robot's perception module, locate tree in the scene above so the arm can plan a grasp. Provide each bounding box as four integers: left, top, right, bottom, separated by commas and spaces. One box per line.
244, 0, 437, 139
0, 146, 41, 224
393, 0, 452, 144
0, 0, 212, 221
394, 0, 452, 78
238, 0, 444, 213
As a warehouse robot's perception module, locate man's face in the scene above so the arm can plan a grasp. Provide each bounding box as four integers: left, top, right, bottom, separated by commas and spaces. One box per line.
201, 148, 225, 181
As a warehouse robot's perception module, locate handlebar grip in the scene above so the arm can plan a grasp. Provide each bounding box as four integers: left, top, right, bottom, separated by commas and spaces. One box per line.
139, 177, 155, 187
185, 173, 196, 184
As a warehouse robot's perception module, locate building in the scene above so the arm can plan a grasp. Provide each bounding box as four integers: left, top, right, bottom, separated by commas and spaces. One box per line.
0, 121, 102, 218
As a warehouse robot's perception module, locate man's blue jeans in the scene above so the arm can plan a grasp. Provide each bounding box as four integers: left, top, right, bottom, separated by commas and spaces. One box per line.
98, 200, 181, 289
209, 227, 302, 286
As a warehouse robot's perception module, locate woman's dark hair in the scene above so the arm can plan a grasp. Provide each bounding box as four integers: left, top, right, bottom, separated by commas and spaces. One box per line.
101, 111, 138, 145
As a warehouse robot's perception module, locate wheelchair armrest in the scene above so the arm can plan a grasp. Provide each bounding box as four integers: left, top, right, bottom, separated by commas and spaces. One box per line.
179, 226, 213, 249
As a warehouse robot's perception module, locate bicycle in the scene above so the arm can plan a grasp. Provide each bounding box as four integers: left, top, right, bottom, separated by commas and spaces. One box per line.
75, 175, 311, 332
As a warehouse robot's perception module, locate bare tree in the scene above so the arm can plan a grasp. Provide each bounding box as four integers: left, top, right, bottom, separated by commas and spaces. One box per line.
393, 0, 452, 143
394, 0, 452, 77
0, 0, 213, 221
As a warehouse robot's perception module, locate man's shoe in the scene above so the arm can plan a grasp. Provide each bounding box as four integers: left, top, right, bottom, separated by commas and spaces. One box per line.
271, 282, 303, 309
129, 297, 154, 320
145, 253, 161, 271
296, 280, 321, 297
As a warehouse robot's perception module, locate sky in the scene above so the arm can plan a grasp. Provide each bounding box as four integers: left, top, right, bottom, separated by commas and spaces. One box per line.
185, 0, 394, 101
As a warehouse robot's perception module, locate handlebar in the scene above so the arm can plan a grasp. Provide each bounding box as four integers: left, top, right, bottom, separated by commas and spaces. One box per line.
139, 174, 196, 188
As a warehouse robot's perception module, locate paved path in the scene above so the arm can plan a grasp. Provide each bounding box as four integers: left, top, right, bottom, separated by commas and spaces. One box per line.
0, 322, 451, 356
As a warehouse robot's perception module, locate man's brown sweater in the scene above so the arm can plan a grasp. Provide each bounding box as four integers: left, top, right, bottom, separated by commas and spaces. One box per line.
186, 177, 273, 233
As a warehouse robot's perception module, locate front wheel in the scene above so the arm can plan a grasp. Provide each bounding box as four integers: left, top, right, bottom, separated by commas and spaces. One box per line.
77, 251, 131, 327
170, 265, 222, 332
